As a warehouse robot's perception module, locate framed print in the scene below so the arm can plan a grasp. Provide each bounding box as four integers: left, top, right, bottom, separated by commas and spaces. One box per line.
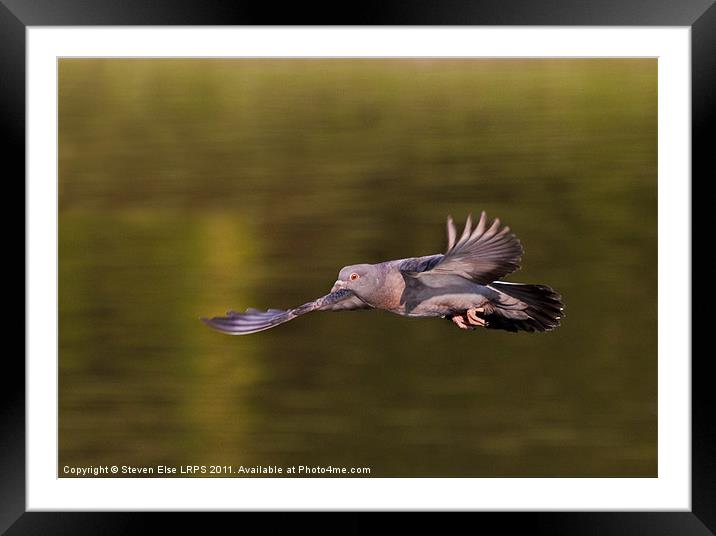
5, 0, 710, 532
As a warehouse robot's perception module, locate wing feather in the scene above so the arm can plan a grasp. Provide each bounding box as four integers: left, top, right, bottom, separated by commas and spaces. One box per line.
404, 212, 523, 284
202, 289, 370, 335
446, 215, 457, 251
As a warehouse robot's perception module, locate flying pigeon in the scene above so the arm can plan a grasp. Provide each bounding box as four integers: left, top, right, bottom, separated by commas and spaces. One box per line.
202, 212, 564, 335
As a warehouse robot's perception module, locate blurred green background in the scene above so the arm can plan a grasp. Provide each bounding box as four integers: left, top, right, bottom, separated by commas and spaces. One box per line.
59, 59, 657, 477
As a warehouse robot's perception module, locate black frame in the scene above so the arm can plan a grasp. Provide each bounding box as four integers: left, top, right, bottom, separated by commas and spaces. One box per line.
5, 0, 709, 532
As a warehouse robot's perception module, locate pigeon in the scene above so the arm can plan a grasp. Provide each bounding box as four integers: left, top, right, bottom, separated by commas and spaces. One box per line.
201, 211, 564, 335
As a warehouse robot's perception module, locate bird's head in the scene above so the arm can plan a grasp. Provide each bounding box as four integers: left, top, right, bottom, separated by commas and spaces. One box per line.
332, 264, 377, 297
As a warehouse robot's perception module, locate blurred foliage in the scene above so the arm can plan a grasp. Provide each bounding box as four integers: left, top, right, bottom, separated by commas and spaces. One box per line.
59, 59, 656, 477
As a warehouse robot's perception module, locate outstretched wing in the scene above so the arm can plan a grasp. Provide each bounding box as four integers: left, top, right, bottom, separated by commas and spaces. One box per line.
403, 212, 523, 285
201, 289, 370, 335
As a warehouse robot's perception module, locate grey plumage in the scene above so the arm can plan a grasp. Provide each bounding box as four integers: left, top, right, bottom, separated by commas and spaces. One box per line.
202, 211, 564, 335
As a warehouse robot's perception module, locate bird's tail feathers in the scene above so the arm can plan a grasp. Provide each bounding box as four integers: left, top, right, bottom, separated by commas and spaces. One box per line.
485, 282, 564, 332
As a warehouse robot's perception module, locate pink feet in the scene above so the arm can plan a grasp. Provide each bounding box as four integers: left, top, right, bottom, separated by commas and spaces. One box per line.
450, 307, 488, 330
451, 315, 474, 330
466, 307, 487, 327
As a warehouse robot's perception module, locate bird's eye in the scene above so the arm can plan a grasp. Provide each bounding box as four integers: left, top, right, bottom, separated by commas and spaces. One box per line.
349, 273, 360, 281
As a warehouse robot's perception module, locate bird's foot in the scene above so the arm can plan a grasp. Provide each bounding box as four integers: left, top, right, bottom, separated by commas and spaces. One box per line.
451, 314, 475, 331
466, 307, 488, 327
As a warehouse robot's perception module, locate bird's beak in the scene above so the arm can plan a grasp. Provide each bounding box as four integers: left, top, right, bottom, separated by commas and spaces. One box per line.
331, 280, 347, 292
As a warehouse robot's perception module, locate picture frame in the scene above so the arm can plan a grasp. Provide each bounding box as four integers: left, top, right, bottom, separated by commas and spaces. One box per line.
6, 0, 708, 531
